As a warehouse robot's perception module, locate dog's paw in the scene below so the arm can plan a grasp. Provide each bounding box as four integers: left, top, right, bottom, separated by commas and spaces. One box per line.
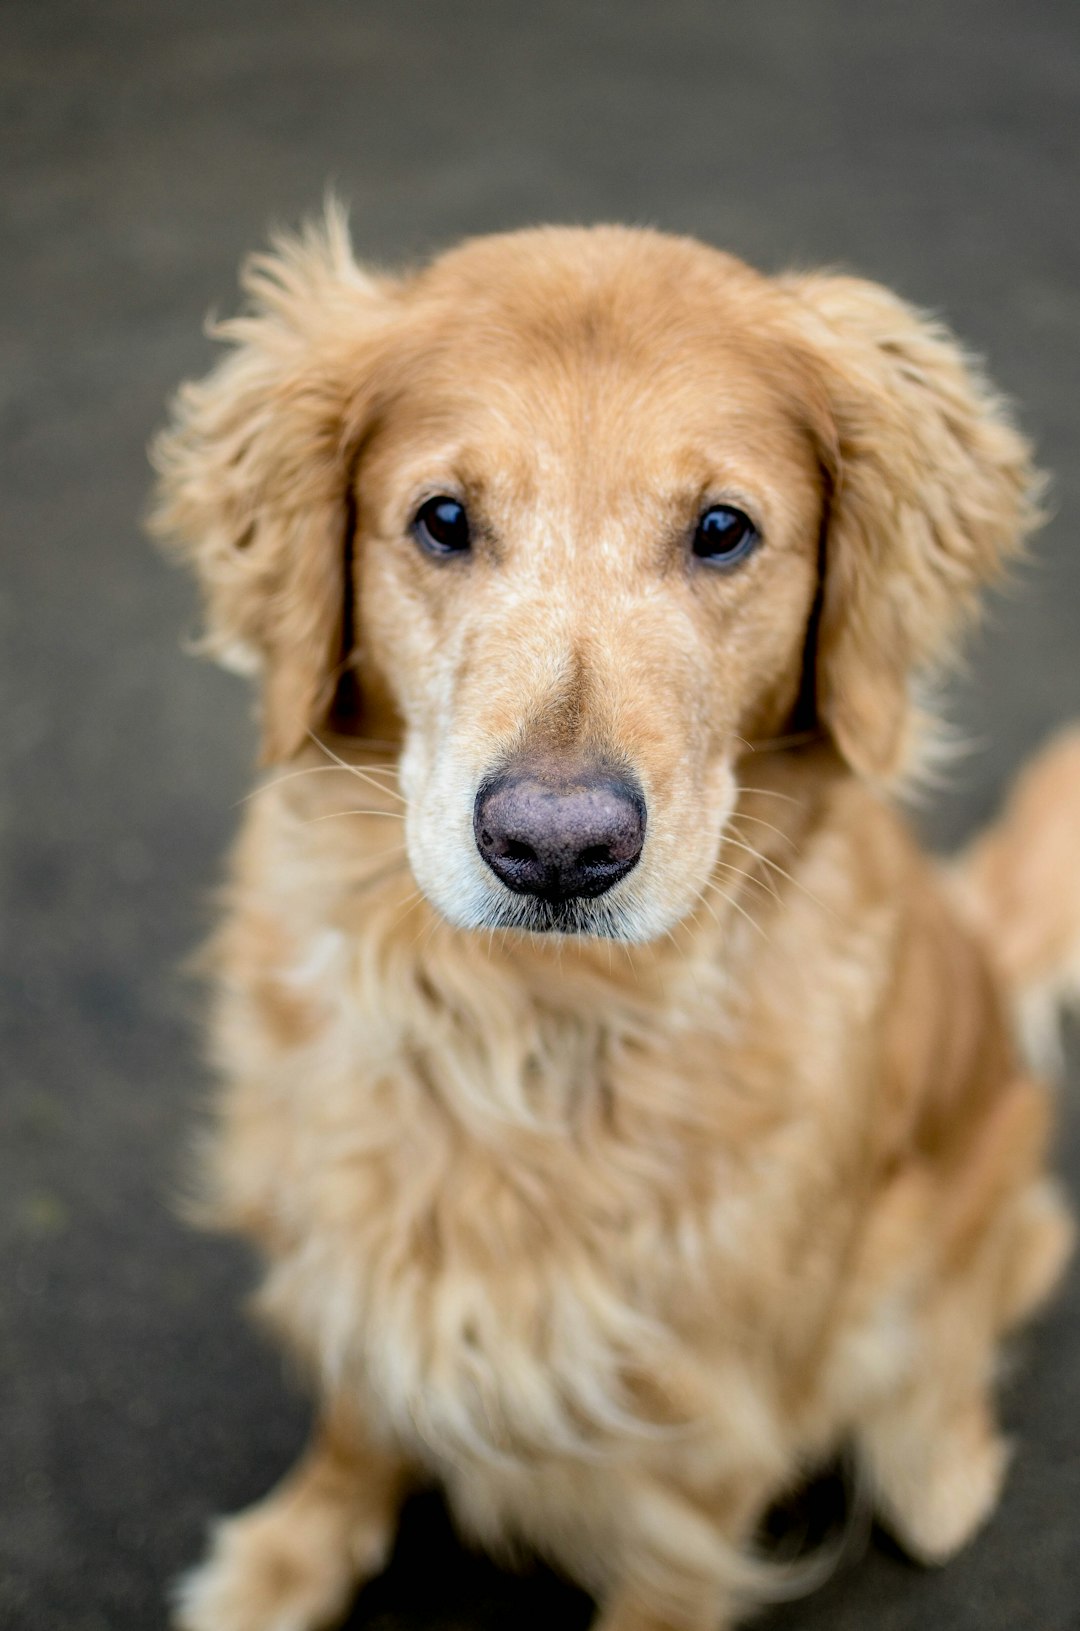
869, 1403, 1009, 1566
895, 1426, 1009, 1565
171, 1501, 388, 1631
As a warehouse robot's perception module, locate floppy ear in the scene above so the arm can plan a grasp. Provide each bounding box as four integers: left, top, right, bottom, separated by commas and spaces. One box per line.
781, 274, 1043, 780
150, 205, 397, 762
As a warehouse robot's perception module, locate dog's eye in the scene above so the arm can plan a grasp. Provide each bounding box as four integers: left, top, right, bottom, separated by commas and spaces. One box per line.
413, 495, 471, 557
692, 505, 760, 568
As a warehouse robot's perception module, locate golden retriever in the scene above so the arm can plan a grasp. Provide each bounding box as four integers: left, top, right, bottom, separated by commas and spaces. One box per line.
152, 206, 1078, 1631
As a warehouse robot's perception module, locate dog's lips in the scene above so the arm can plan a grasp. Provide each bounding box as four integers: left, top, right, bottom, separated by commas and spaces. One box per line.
485, 894, 626, 939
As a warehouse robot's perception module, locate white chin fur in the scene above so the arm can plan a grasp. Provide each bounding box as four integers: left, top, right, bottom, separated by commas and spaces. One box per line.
412, 862, 690, 944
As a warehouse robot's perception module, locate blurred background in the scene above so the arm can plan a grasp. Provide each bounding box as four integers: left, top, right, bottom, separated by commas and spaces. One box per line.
2, 2, 1079, 1627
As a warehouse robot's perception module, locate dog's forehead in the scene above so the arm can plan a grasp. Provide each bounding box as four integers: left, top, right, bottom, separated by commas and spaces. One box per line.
412, 223, 764, 316
407, 226, 785, 381
374, 228, 819, 494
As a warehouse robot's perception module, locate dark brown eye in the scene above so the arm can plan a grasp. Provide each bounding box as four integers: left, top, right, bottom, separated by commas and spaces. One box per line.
692, 504, 760, 567
413, 495, 471, 557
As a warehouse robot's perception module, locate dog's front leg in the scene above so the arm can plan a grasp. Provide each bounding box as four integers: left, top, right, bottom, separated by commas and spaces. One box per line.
171, 1397, 409, 1631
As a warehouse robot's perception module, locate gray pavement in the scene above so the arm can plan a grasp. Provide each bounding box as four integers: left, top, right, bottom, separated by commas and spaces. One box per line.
2, 2, 1079, 1627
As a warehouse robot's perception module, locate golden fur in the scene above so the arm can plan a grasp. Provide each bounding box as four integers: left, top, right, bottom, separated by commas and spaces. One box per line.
151, 208, 1078, 1631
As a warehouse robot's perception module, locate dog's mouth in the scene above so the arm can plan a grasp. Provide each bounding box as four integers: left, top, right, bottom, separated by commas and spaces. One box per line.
482, 892, 633, 939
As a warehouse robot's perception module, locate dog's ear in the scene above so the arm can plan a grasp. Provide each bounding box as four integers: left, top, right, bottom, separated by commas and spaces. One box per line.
781, 274, 1042, 780
150, 205, 398, 762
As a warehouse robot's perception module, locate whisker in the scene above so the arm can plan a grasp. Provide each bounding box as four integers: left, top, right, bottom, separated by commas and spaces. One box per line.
336, 761, 401, 780
729, 809, 798, 847
722, 833, 799, 883
693, 890, 723, 929
307, 730, 407, 804
721, 834, 834, 918
699, 878, 769, 941
236, 761, 401, 807
412, 898, 447, 956
698, 887, 724, 926
386, 887, 424, 936
301, 809, 406, 825
712, 858, 781, 902
739, 729, 823, 754
733, 785, 804, 807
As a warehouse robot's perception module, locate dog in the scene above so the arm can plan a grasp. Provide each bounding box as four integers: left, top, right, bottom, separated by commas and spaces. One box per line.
152, 206, 1078, 1631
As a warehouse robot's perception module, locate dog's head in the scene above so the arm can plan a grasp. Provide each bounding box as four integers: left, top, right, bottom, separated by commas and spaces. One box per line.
152, 209, 1038, 940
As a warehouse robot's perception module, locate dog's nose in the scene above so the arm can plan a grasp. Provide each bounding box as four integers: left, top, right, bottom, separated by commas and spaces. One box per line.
474, 768, 646, 902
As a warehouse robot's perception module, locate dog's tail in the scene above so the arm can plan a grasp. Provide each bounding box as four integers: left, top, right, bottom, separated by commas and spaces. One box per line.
953, 728, 1080, 1077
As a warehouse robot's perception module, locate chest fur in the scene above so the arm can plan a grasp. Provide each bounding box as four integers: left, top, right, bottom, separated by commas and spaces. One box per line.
240, 1038, 723, 1468
208, 891, 876, 1474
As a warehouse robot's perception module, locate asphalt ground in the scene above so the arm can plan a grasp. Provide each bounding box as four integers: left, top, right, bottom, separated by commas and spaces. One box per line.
2, 2, 1079, 1626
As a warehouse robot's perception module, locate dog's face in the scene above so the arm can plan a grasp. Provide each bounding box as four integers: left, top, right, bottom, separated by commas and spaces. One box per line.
354, 238, 824, 937
153, 217, 1036, 941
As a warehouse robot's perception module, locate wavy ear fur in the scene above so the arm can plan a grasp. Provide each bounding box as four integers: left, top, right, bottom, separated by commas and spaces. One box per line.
782, 275, 1043, 781
149, 205, 397, 762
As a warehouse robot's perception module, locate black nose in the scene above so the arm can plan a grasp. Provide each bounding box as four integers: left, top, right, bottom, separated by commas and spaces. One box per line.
474, 767, 646, 903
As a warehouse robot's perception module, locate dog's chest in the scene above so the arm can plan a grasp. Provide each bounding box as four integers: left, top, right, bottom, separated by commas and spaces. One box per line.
266, 1074, 708, 1470
230, 910, 857, 1475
